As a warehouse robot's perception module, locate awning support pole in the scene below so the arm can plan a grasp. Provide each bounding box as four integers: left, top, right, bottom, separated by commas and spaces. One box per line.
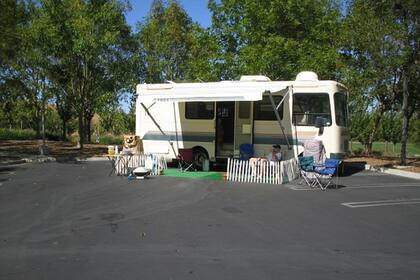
266, 88, 292, 150
276, 87, 290, 110
140, 102, 177, 157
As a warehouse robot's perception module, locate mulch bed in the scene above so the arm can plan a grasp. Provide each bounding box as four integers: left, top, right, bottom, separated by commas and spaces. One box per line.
0, 140, 109, 160
346, 156, 420, 173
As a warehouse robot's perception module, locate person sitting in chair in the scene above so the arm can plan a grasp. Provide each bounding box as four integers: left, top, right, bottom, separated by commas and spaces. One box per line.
266, 144, 282, 162
250, 144, 282, 176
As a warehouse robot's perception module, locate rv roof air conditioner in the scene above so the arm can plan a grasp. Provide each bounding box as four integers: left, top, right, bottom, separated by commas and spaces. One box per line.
295, 71, 319, 81
239, 75, 271, 82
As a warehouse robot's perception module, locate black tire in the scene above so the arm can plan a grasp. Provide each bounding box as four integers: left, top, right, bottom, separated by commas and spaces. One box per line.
193, 148, 209, 170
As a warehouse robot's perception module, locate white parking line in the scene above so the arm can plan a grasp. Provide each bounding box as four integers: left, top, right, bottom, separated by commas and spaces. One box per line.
287, 182, 420, 191
345, 183, 420, 189
288, 185, 317, 191
341, 198, 420, 208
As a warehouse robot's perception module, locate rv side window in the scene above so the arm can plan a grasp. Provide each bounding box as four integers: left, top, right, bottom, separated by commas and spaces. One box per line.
334, 92, 348, 127
185, 102, 214, 119
254, 96, 283, 120
293, 93, 331, 126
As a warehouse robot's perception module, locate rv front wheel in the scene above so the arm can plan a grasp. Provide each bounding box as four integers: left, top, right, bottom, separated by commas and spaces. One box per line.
193, 148, 209, 171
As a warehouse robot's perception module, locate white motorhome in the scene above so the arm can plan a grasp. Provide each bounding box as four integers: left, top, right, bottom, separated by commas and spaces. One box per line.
136, 71, 349, 167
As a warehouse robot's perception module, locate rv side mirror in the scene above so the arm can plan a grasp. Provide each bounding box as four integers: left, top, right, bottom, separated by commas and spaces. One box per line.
314, 117, 326, 128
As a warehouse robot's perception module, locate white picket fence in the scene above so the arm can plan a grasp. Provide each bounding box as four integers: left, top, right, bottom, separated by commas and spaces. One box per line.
114, 154, 167, 176
226, 158, 299, 184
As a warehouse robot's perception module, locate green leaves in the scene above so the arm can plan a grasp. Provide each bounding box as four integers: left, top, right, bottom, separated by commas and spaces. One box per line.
209, 0, 341, 80
137, 1, 219, 82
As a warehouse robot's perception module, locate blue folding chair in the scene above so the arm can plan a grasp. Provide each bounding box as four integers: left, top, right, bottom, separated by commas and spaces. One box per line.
239, 143, 254, 160
298, 156, 319, 188
314, 159, 341, 190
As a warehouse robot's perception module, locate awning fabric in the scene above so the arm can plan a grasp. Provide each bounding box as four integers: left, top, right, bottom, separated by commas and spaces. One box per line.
136, 81, 290, 103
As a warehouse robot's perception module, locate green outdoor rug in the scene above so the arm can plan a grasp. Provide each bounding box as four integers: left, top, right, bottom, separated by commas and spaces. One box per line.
162, 169, 224, 181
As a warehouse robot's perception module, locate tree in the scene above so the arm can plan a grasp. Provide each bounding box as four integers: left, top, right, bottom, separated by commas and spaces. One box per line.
0, 0, 27, 72
36, 0, 134, 147
380, 111, 402, 153
0, 0, 29, 129
349, 107, 379, 153
341, 0, 419, 162
137, 0, 194, 82
409, 115, 420, 145
208, 0, 341, 80
17, 2, 53, 145
0, 79, 26, 129
187, 25, 222, 81
392, 1, 419, 165
341, 0, 402, 155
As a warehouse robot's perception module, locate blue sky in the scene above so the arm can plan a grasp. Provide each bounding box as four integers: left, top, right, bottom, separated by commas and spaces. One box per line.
122, 1, 212, 111
125, 0, 212, 30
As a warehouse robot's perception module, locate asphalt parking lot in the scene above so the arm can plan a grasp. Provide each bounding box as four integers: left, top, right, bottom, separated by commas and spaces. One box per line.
0, 161, 419, 280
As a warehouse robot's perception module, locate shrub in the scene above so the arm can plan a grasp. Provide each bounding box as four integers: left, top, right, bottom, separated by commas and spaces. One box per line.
351, 147, 364, 157
68, 133, 122, 145
0, 128, 38, 140
99, 134, 123, 145
45, 132, 61, 141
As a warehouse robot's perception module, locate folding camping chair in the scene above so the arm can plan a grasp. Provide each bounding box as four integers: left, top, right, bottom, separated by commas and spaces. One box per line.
239, 143, 254, 160
177, 148, 194, 172
298, 156, 318, 188
313, 158, 341, 190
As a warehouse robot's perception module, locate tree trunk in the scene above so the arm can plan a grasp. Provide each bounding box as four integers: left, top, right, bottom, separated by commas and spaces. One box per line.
364, 142, 372, 156
41, 103, 46, 146
34, 110, 41, 138
86, 117, 92, 143
366, 108, 384, 156
400, 74, 409, 166
78, 111, 84, 149
5, 103, 14, 129
84, 115, 92, 143
61, 119, 67, 141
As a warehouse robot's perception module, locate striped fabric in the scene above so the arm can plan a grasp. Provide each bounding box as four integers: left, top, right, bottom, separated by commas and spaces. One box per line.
303, 139, 326, 165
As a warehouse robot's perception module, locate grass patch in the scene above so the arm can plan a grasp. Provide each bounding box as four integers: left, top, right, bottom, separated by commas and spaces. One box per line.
163, 168, 224, 181
0, 128, 38, 140
351, 141, 420, 157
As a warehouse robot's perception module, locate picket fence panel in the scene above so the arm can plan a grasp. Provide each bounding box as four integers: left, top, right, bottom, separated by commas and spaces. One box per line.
114, 154, 167, 176
227, 158, 299, 184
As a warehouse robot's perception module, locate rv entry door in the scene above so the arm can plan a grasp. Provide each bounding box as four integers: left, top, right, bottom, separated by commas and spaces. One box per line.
234, 101, 253, 156
215, 102, 235, 157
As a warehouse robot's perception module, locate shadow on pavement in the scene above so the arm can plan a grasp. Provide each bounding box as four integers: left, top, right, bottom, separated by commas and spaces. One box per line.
0, 166, 19, 173
55, 157, 86, 164
341, 161, 366, 177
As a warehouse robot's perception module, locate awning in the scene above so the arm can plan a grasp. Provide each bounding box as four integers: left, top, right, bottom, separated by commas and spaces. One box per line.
136, 80, 290, 103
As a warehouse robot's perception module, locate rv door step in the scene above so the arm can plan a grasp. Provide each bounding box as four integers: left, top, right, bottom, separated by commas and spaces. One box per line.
212, 159, 228, 170
217, 149, 234, 157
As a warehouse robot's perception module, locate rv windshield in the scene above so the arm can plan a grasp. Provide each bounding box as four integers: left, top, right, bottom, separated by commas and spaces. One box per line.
334, 92, 348, 127
293, 93, 331, 126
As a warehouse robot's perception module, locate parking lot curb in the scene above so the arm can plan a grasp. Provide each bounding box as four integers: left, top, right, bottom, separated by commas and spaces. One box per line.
381, 168, 420, 181
83, 156, 108, 162
22, 156, 56, 163
0, 159, 26, 166
0, 156, 56, 165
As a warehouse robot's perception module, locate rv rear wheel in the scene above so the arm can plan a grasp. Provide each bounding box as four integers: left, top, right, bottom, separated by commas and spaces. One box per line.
193, 148, 209, 170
